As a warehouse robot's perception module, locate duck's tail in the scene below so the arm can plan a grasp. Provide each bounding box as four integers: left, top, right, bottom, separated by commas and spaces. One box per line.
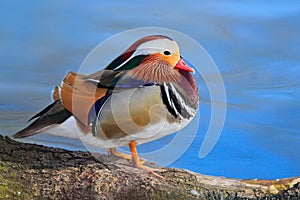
13, 100, 72, 139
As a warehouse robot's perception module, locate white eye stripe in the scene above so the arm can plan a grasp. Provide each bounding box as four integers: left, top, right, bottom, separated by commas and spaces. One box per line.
135, 39, 179, 55
113, 39, 179, 70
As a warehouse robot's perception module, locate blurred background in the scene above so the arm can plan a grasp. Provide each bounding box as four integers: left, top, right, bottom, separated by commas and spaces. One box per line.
0, 1, 300, 179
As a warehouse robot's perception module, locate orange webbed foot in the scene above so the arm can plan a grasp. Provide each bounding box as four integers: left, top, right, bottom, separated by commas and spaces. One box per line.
129, 141, 164, 179
107, 147, 146, 164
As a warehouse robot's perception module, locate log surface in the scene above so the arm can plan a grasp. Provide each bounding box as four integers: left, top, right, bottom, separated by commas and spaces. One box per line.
0, 135, 299, 200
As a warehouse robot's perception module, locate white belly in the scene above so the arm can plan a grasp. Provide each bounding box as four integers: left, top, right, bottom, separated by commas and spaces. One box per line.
46, 115, 191, 148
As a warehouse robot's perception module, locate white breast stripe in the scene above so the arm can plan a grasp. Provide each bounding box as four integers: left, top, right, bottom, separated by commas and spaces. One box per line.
163, 82, 179, 116
169, 83, 195, 118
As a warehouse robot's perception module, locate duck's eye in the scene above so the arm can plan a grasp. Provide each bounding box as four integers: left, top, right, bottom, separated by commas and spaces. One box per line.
163, 50, 171, 56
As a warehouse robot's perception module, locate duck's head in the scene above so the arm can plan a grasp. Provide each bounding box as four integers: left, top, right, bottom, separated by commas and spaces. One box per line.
106, 35, 195, 83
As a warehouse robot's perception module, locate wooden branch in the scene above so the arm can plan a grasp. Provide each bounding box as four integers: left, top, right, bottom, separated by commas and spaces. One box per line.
0, 135, 299, 199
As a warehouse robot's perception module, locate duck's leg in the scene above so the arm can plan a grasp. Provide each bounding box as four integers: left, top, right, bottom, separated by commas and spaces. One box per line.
107, 147, 146, 164
129, 140, 163, 178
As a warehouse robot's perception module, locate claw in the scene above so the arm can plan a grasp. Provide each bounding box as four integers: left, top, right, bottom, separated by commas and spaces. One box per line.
107, 147, 146, 164
135, 164, 164, 179
129, 141, 164, 179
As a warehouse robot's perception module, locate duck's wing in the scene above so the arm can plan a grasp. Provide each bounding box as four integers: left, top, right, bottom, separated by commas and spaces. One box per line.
57, 71, 108, 127
58, 69, 151, 127
13, 69, 154, 139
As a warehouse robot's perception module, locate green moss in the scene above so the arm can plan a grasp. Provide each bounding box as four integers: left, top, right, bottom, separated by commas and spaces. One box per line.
0, 161, 34, 199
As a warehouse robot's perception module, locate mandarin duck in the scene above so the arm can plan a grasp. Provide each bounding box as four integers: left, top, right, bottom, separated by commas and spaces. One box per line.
13, 35, 199, 177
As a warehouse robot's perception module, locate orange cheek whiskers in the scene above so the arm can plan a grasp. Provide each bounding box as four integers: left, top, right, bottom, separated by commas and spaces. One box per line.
130, 56, 181, 84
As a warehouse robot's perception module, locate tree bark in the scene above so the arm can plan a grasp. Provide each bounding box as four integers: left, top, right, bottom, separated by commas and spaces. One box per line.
0, 135, 299, 200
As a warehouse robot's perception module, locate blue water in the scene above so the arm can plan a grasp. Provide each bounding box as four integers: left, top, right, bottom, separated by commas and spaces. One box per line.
1, 1, 300, 179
